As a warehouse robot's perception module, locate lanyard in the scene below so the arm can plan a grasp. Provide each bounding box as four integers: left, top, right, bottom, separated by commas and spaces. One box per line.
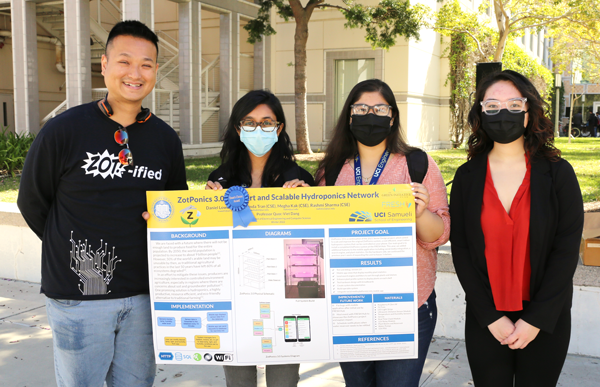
354, 150, 390, 185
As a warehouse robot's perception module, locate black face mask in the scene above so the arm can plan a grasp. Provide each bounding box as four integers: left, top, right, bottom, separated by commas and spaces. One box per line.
481, 109, 527, 144
350, 114, 392, 147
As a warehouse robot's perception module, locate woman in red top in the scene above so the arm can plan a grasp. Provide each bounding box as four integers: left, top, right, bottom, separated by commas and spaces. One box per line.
450, 70, 584, 386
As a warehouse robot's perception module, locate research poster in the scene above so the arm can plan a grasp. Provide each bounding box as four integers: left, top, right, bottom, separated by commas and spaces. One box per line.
146, 185, 418, 365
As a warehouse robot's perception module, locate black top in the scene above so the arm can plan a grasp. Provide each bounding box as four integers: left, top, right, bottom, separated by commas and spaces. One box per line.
588, 113, 597, 128
208, 159, 315, 188
17, 101, 188, 300
449, 153, 583, 334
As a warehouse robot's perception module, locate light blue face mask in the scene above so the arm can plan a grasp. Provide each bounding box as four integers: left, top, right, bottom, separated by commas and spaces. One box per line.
240, 128, 278, 157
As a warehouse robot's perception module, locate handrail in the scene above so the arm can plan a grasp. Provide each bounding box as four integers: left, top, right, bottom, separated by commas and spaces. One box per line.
156, 31, 179, 52
41, 100, 67, 125
158, 41, 178, 57
158, 64, 179, 84
90, 18, 109, 46
105, 0, 122, 16
158, 35, 179, 56
159, 55, 178, 74
157, 53, 179, 85
201, 57, 220, 76
99, 1, 120, 24
202, 57, 220, 106
155, 89, 174, 126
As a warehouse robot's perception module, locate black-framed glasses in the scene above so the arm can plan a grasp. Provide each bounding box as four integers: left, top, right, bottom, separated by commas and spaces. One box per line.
480, 98, 528, 115
350, 104, 392, 116
239, 119, 280, 132
114, 127, 133, 165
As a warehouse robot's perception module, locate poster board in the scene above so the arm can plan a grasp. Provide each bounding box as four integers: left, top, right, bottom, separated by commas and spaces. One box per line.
146, 185, 418, 365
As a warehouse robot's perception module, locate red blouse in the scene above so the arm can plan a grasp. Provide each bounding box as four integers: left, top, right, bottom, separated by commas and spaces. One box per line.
481, 158, 531, 312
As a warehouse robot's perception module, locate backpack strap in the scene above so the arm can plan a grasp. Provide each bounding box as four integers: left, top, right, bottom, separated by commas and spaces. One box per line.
406, 149, 437, 251
406, 149, 428, 184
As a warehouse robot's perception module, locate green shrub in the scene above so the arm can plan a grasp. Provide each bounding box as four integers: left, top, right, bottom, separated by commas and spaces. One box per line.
0, 126, 35, 177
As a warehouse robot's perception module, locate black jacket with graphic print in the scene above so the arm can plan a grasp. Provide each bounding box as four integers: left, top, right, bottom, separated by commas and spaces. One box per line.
18, 101, 188, 300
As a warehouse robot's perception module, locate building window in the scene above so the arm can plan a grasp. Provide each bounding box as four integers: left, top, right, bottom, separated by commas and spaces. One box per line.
326, 50, 383, 139
530, 33, 535, 53
334, 59, 375, 121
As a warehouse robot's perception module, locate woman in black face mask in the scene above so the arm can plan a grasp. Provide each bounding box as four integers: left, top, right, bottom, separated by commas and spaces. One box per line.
449, 70, 583, 387
316, 79, 450, 387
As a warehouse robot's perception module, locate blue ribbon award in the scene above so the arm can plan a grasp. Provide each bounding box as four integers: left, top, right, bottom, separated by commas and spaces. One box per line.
224, 186, 257, 228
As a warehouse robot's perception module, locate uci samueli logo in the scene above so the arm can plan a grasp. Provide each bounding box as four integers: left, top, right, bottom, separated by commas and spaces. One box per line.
349, 211, 373, 222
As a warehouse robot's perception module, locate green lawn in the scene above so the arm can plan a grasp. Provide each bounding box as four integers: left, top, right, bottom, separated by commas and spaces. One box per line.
2, 138, 598, 203
428, 138, 600, 203
180, 156, 320, 190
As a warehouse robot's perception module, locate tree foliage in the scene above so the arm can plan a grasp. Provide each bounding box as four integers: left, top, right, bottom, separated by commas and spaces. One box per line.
502, 39, 553, 103
432, 0, 597, 63
549, 11, 600, 84
244, 1, 293, 44
342, 0, 427, 49
434, 0, 553, 146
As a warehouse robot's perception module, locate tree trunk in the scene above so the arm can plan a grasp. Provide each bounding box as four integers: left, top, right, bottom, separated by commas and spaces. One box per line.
494, 31, 508, 62
291, 4, 313, 154
493, 2, 508, 62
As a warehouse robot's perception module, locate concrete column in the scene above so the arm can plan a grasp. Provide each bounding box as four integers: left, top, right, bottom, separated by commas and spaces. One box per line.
219, 12, 237, 138
10, 0, 39, 134
265, 35, 272, 91
233, 13, 239, 104
122, 0, 155, 110
253, 38, 265, 90
178, 1, 202, 144
122, 0, 153, 26
64, 0, 92, 108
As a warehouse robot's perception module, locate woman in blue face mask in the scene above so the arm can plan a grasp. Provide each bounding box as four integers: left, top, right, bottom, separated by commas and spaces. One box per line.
205, 90, 313, 387
450, 70, 583, 386
206, 89, 314, 190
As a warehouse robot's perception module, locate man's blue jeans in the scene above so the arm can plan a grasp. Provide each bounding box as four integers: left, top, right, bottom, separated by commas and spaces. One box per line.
45, 294, 156, 387
339, 290, 437, 387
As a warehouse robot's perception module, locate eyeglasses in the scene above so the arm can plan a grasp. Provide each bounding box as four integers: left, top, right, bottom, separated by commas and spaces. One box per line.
239, 119, 280, 132
350, 104, 392, 116
480, 98, 528, 115
114, 127, 133, 165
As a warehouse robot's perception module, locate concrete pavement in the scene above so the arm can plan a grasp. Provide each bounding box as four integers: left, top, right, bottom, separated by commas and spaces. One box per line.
1, 278, 599, 387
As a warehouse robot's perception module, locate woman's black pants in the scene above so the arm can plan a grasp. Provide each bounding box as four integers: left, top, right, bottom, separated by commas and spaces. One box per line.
464, 304, 571, 387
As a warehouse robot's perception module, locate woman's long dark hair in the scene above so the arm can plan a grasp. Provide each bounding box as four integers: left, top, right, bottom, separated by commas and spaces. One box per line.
219, 90, 295, 186
316, 79, 418, 184
467, 70, 560, 161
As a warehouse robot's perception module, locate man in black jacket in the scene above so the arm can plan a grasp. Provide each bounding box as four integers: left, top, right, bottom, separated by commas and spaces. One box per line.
572, 111, 583, 129
588, 109, 597, 137
17, 21, 188, 387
